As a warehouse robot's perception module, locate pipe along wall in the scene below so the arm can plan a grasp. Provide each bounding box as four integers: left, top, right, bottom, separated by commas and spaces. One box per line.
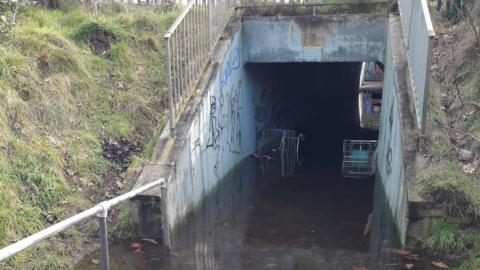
133, 14, 417, 247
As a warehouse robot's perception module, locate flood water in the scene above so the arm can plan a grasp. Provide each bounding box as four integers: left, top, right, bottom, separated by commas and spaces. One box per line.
75, 157, 420, 270
76, 62, 435, 269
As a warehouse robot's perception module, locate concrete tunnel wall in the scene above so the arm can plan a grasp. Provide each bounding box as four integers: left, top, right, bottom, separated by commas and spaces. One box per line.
242, 14, 388, 63
375, 19, 408, 243
163, 21, 256, 234
133, 14, 418, 247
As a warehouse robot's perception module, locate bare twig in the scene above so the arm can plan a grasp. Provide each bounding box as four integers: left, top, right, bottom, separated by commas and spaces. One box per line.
465, 132, 480, 142
454, 0, 480, 48
11, 4, 18, 25
450, 42, 465, 108
462, 4, 480, 48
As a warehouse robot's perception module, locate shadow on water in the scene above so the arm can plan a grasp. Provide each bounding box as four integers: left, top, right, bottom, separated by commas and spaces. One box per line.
76, 157, 417, 270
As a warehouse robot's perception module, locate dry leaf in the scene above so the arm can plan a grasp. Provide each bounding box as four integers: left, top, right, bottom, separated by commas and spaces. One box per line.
431, 261, 448, 269
386, 248, 411, 257
403, 253, 420, 261
130, 242, 143, 253
404, 263, 414, 269
116, 180, 124, 189
141, 238, 158, 245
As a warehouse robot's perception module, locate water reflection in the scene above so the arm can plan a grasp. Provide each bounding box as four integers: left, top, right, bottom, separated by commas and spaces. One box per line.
76, 158, 407, 270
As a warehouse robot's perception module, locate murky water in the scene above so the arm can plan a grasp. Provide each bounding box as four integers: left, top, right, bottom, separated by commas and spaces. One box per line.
76, 158, 435, 270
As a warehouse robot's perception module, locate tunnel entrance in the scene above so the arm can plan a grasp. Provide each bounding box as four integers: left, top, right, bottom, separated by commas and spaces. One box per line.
246, 62, 379, 176
244, 61, 381, 252
77, 62, 406, 270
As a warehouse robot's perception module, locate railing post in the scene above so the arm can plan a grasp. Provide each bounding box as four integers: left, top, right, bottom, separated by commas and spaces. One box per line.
165, 36, 175, 133
97, 204, 110, 270
207, 0, 212, 48
159, 180, 171, 248
406, 0, 415, 49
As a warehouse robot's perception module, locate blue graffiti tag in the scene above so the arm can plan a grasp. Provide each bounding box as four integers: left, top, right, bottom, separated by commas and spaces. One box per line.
220, 48, 240, 91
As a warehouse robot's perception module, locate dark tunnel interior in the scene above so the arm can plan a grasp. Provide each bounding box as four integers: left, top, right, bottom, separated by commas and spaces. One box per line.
246, 62, 379, 175
241, 62, 383, 252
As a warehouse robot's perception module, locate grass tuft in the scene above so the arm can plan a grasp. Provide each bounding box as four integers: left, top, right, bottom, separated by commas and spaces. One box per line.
424, 221, 480, 257
420, 160, 480, 222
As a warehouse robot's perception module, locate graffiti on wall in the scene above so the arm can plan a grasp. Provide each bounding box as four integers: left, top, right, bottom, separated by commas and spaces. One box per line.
385, 101, 394, 176
254, 86, 290, 138
220, 48, 241, 91
227, 81, 242, 154
206, 96, 223, 151
185, 46, 244, 179
363, 61, 384, 82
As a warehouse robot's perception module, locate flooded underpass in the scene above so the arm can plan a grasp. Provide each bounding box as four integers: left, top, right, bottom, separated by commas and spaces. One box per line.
0, 7, 440, 269
76, 62, 433, 269
77, 159, 411, 270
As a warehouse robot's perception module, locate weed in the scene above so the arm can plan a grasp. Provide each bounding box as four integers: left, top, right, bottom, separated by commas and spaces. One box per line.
452, 254, 480, 270
420, 160, 480, 222
424, 221, 480, 257
66, 132, 111, 182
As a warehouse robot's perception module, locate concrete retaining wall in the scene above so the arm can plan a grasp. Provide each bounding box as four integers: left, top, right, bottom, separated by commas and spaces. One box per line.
375, 15, 421, 245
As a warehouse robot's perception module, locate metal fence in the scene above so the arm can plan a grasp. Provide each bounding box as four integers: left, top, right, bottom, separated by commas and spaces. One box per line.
238, 0, 391, 7
259, 129, 303, 178
0, 179, 166, 270
398, 0, 435, 133
164, 0, 235, 130
280, 135, 300, 177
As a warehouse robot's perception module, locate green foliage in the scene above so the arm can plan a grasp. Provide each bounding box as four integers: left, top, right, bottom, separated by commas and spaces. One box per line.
73, 20, 119, 43
102, 114, 134, 139
111, 202, 135, 240
420, 160, 480, 222
66, 132, 111, 182
461, 61, 480, 137
9, 138, 68, 210
452, 254, 480, 270
424, 221, 480, 257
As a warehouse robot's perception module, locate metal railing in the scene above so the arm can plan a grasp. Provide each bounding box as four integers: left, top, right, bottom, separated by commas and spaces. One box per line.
238, 0, 389, 7
398, 0, 435, 133
164, 0, 235, 130
0, 179, 166, 270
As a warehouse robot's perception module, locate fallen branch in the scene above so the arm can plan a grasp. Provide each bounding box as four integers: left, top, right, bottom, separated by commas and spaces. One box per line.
363, 213, 372, 237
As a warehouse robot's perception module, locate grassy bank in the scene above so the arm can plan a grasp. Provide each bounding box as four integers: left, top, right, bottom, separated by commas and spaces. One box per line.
0, 4, 177, 268
421, 1, 480, 268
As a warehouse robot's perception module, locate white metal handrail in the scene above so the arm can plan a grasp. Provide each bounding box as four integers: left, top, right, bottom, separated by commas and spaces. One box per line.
398, 0, 435, 133
0, 178, 166, 270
